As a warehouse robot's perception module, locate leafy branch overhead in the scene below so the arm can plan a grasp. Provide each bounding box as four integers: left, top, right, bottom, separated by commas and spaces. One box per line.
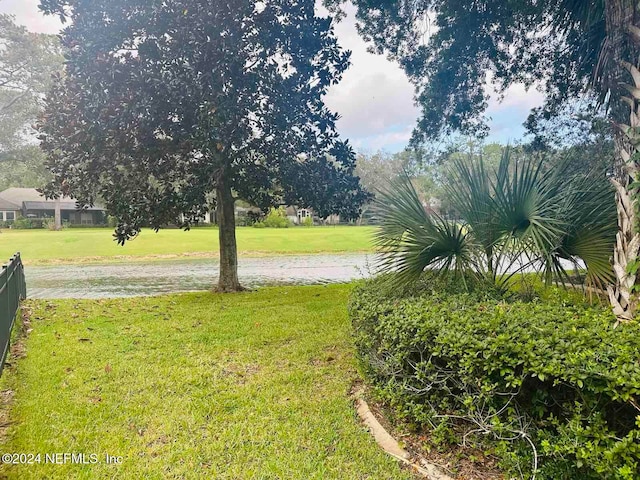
0, 14, 62, 155
324, 0, 630, 142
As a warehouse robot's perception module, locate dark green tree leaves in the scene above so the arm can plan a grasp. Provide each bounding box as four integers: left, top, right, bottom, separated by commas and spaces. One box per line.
326, 1, 616, 143
38, 0, 370, 241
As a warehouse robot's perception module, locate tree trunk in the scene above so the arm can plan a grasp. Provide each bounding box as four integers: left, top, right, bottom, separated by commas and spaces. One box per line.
54, 198, 62, 231
216, 177, 243, 292
607, 30, 640, 321
608, 132, 640, 322
604, 5, 640, 322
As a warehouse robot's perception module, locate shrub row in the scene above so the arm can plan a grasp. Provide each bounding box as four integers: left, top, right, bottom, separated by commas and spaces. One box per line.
350, 275, 640, 479
12, 218, 45, 229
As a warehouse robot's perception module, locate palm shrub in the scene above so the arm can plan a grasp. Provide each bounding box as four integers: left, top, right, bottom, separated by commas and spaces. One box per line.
375, 149, 617, 291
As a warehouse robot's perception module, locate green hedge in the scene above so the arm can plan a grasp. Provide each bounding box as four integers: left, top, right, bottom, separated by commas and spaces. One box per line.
12, 218, 44, 229
350, 275, 640, 479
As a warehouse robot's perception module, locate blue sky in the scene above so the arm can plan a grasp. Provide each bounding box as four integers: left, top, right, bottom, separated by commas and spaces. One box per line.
4, 0, 545, 153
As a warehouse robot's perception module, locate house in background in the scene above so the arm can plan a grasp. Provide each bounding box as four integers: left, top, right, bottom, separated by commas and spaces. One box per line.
284, 206, 340, 225
179, 205, 262, 226
0, 195, 20, 223
285, 206, 312, 225
0, 188, 106, 225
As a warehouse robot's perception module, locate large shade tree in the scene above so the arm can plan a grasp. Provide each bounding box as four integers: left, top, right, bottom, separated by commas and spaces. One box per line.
38, 0, 369, 291
324, 0, 640, 321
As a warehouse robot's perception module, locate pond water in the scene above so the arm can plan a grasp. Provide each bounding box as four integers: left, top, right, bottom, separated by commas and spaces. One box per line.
25, 253, 582, 300
26, 254, 376, 299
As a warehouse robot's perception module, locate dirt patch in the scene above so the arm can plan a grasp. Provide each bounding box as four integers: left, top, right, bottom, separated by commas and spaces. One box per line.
355, 384, 505, 480
401, 433, 504, 480
308, 345, 343, 367
220, 363, 261, 384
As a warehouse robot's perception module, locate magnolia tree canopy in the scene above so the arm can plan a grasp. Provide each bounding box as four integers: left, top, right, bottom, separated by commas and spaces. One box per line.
38, 0, 370, 291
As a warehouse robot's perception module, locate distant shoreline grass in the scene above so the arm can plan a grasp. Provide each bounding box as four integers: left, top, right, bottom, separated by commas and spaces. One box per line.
0, 285, 410, 479
0, 226, 376, 265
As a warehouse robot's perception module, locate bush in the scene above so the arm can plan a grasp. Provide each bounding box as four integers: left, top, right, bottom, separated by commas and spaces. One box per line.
374, 149, 616, 292
12, 218, 44, 229
259, 207, 291, 228
350, 275, 640, 479
44, 218, 63, 230
301, 216, 313, 227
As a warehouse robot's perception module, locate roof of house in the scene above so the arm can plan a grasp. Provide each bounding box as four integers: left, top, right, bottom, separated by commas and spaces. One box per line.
284, 206, 314, 216
0, 188, 53, 204
0, 188, 105, 211
0, 197, 20, 211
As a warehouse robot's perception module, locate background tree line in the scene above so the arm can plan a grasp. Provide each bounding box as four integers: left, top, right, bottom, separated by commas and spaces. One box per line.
0, 14, 62, 192
355, 109, 615, 221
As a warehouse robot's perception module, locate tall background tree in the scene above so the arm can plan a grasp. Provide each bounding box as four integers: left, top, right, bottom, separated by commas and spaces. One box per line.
38, 0, 369, 292
325, 0, 640, 321
354, 149, 420, 223
0, 14, 62, 191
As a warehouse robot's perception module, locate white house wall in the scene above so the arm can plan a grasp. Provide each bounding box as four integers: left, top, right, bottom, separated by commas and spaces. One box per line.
0, 211, 18, 221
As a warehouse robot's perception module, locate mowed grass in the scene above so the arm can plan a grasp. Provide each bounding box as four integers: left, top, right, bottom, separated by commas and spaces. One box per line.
0, 285, 411, 479
0, 226, 375, 265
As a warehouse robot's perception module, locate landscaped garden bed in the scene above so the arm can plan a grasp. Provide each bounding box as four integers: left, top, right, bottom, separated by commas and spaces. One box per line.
350, 274, 640, 479
350, 149, 640, 479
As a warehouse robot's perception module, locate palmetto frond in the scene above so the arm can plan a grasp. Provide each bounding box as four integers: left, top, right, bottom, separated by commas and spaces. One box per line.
375, 149, 616, 292
444, 155, 499, 260
546, 164, 617, 287
374, 171, 477, 286
493, 150, 564, 251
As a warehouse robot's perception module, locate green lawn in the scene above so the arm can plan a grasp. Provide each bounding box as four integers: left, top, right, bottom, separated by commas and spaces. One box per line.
0, 285, 411, 479
0, 226, 375, 265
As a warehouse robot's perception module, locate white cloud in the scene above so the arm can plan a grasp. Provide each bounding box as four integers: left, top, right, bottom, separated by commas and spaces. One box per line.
321, 3, 420, 152
349, 126, 414, 152
0, 0, 63, 33
325, 71, 419, 138
488, 83, 545, 113
323, 3, 545, 150
485, 83, 545, 142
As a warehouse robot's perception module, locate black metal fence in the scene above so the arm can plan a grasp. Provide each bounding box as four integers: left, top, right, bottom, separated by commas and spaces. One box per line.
0, 253, 27, 374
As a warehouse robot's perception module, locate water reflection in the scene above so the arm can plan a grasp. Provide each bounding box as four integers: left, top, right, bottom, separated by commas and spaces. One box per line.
26, 254, 375, 299
25, 253, 582, 300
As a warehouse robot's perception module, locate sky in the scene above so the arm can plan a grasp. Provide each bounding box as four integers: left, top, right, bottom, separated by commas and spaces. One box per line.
2, 0, 545, 153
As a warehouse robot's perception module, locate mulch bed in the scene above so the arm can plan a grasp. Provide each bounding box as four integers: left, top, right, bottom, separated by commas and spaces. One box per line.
360, 386, 505, 480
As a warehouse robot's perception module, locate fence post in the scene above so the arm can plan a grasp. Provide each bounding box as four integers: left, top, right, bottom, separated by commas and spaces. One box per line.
7, 260, 13, 327
0, 264, 9, 373
17, 252, 26, 300
2, 262, 8, 330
